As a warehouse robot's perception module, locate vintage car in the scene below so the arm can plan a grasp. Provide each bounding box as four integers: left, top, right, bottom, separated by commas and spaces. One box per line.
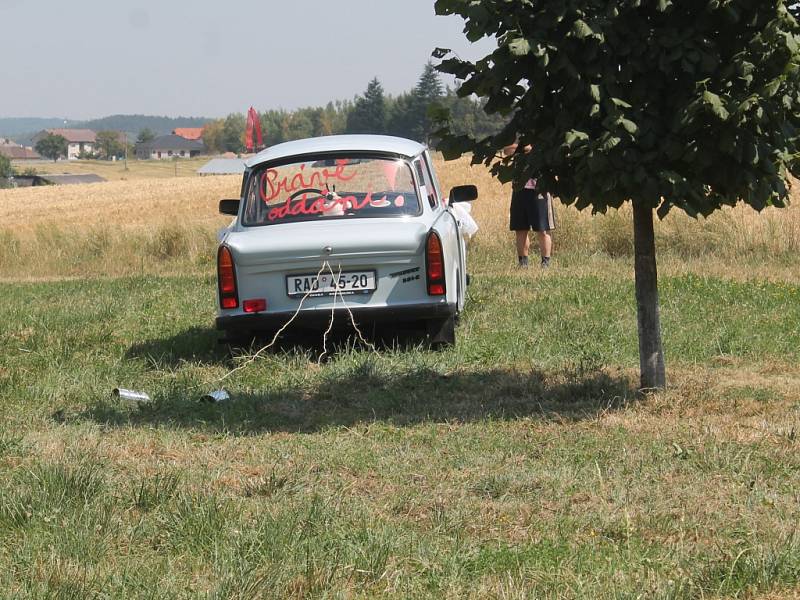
215, 134, 477, 347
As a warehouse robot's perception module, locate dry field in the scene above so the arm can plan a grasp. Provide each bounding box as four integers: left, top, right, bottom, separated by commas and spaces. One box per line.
1, 155, 800, 281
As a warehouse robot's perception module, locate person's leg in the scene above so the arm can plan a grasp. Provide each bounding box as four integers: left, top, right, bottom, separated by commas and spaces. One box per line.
515, 230, 530, 267
532, 192, 556, 267
510, 189, 531, 267
536, 230, 552, 266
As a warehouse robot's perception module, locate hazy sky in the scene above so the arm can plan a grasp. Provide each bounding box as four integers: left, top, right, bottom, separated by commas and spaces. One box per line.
0, 0, 495, 120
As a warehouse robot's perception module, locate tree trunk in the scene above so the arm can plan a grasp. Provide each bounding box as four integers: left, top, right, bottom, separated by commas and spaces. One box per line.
632, 202, 666, 390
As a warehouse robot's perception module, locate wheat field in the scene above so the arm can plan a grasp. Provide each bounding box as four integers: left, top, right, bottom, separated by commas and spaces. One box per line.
1, 155, 799, 280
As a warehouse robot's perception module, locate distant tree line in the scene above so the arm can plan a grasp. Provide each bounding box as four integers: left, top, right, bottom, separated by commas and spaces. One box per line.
200, 63, 506, 154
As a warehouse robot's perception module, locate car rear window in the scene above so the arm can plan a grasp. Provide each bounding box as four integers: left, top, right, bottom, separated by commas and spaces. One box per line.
241, 155, 421, 226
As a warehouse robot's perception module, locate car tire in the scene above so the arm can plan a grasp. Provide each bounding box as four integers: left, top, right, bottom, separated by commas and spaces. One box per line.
427, 315, 456, 349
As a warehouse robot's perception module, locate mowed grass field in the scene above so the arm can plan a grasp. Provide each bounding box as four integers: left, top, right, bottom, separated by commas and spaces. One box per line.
1, 156, 800, 598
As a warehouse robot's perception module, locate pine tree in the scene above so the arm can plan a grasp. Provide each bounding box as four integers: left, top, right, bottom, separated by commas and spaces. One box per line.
415, 62, 443, 104
346, 78, 387, 134
389, 63, 446, 143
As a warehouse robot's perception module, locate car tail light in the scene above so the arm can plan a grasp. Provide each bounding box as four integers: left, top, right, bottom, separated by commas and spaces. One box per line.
425, 231, 446, 296
243, 298, 266, 313
217, 246, 239, 309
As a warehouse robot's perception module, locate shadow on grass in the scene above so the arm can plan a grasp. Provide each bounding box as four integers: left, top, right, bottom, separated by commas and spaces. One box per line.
125, 327, 225, 367
81, 361, 637, 434
125, 324, 438, 369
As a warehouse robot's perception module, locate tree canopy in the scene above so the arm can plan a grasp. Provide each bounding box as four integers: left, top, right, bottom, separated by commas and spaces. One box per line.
34, 133, 68, 162
136, 128, 155, 145
434, 0, 800, 219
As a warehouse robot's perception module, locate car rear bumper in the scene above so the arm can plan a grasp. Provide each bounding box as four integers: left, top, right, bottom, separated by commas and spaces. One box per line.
216, 302, 456, 333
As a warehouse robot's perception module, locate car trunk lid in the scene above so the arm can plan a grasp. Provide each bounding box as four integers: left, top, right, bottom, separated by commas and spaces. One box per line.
226, 219, 427, 267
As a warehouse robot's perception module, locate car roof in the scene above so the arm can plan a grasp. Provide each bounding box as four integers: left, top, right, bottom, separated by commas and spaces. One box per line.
245, 135, 427, 168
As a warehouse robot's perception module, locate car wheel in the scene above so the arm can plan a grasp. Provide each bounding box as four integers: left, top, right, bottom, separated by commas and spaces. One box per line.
427, 315, 456, 349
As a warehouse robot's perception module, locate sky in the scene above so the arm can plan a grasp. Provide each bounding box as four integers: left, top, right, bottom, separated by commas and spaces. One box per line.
0, 0, 496, 120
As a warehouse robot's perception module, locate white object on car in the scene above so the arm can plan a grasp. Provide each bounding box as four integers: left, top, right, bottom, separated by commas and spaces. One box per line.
451, 202, 478, 238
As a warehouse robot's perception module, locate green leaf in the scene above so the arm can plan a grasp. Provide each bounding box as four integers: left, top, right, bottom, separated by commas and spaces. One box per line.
509, 38, 531, 56
620, 118, 638, 135
572, 19, 594, 39
590, 84, 601, 102
564, 130, 589, 147
601, 136, 621, 152
764, 79, 781, 98
702, 91, 730, 120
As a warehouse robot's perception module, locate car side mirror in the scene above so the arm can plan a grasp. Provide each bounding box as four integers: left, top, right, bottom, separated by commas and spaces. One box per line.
219, 199, 240, 216
449, 185, 478, 203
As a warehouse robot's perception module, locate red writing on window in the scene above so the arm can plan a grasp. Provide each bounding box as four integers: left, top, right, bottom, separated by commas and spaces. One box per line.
267, 191, 402, 222
260, 163, 355, 203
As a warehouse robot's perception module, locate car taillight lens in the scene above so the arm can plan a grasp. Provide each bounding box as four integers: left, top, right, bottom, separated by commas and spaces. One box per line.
426, 231, 446, 296
217, 246, 239, 309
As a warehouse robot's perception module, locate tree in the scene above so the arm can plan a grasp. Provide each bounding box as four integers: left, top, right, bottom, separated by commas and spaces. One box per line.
221, 113, 246, 153
202, 119, 225, 153
0, 154, 12, 178
0, 154, 14, 187
136, 128, 155, 145
34, 133, 68, 162
260, 110, 289, 147
389, 63, 445, 142
387, 92, 417, 139
96, 130, 124, 159
346, 77, 388, 134
439, 91, 508, 139
434, 0, 800, 390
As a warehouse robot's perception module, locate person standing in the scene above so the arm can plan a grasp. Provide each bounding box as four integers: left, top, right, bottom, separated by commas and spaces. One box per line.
505, 144, 556, 268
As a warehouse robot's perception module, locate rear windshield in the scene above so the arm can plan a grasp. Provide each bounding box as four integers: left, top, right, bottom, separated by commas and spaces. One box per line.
241, 155, 421, 226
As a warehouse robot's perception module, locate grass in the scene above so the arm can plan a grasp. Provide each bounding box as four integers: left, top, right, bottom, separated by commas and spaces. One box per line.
1, 156, 800, 597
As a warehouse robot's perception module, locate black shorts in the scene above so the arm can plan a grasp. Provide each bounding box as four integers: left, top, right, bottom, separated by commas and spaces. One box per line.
509, 188, 556, 231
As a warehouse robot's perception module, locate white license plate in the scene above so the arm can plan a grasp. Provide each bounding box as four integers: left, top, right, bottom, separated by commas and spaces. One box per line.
286, 271, 376, 297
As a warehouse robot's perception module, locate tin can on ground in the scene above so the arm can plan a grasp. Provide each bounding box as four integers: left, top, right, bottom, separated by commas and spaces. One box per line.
112, 388, 151, 404
200, 389, 230, 403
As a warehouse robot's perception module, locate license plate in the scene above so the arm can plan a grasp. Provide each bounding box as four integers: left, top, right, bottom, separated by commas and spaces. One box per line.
286, 271, 376, 297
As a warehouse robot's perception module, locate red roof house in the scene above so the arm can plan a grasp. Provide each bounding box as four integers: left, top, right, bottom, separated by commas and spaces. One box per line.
172, 127, 205, 141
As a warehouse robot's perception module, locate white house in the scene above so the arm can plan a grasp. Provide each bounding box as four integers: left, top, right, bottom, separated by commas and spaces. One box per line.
135, 134, 205, 160
32, 129, 97, 160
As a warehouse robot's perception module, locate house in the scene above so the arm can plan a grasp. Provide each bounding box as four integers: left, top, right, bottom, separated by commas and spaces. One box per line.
172, 127, 205, 141
31, 129, 97, 160
0, 141, 41, 160
135, 134, 205, 159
